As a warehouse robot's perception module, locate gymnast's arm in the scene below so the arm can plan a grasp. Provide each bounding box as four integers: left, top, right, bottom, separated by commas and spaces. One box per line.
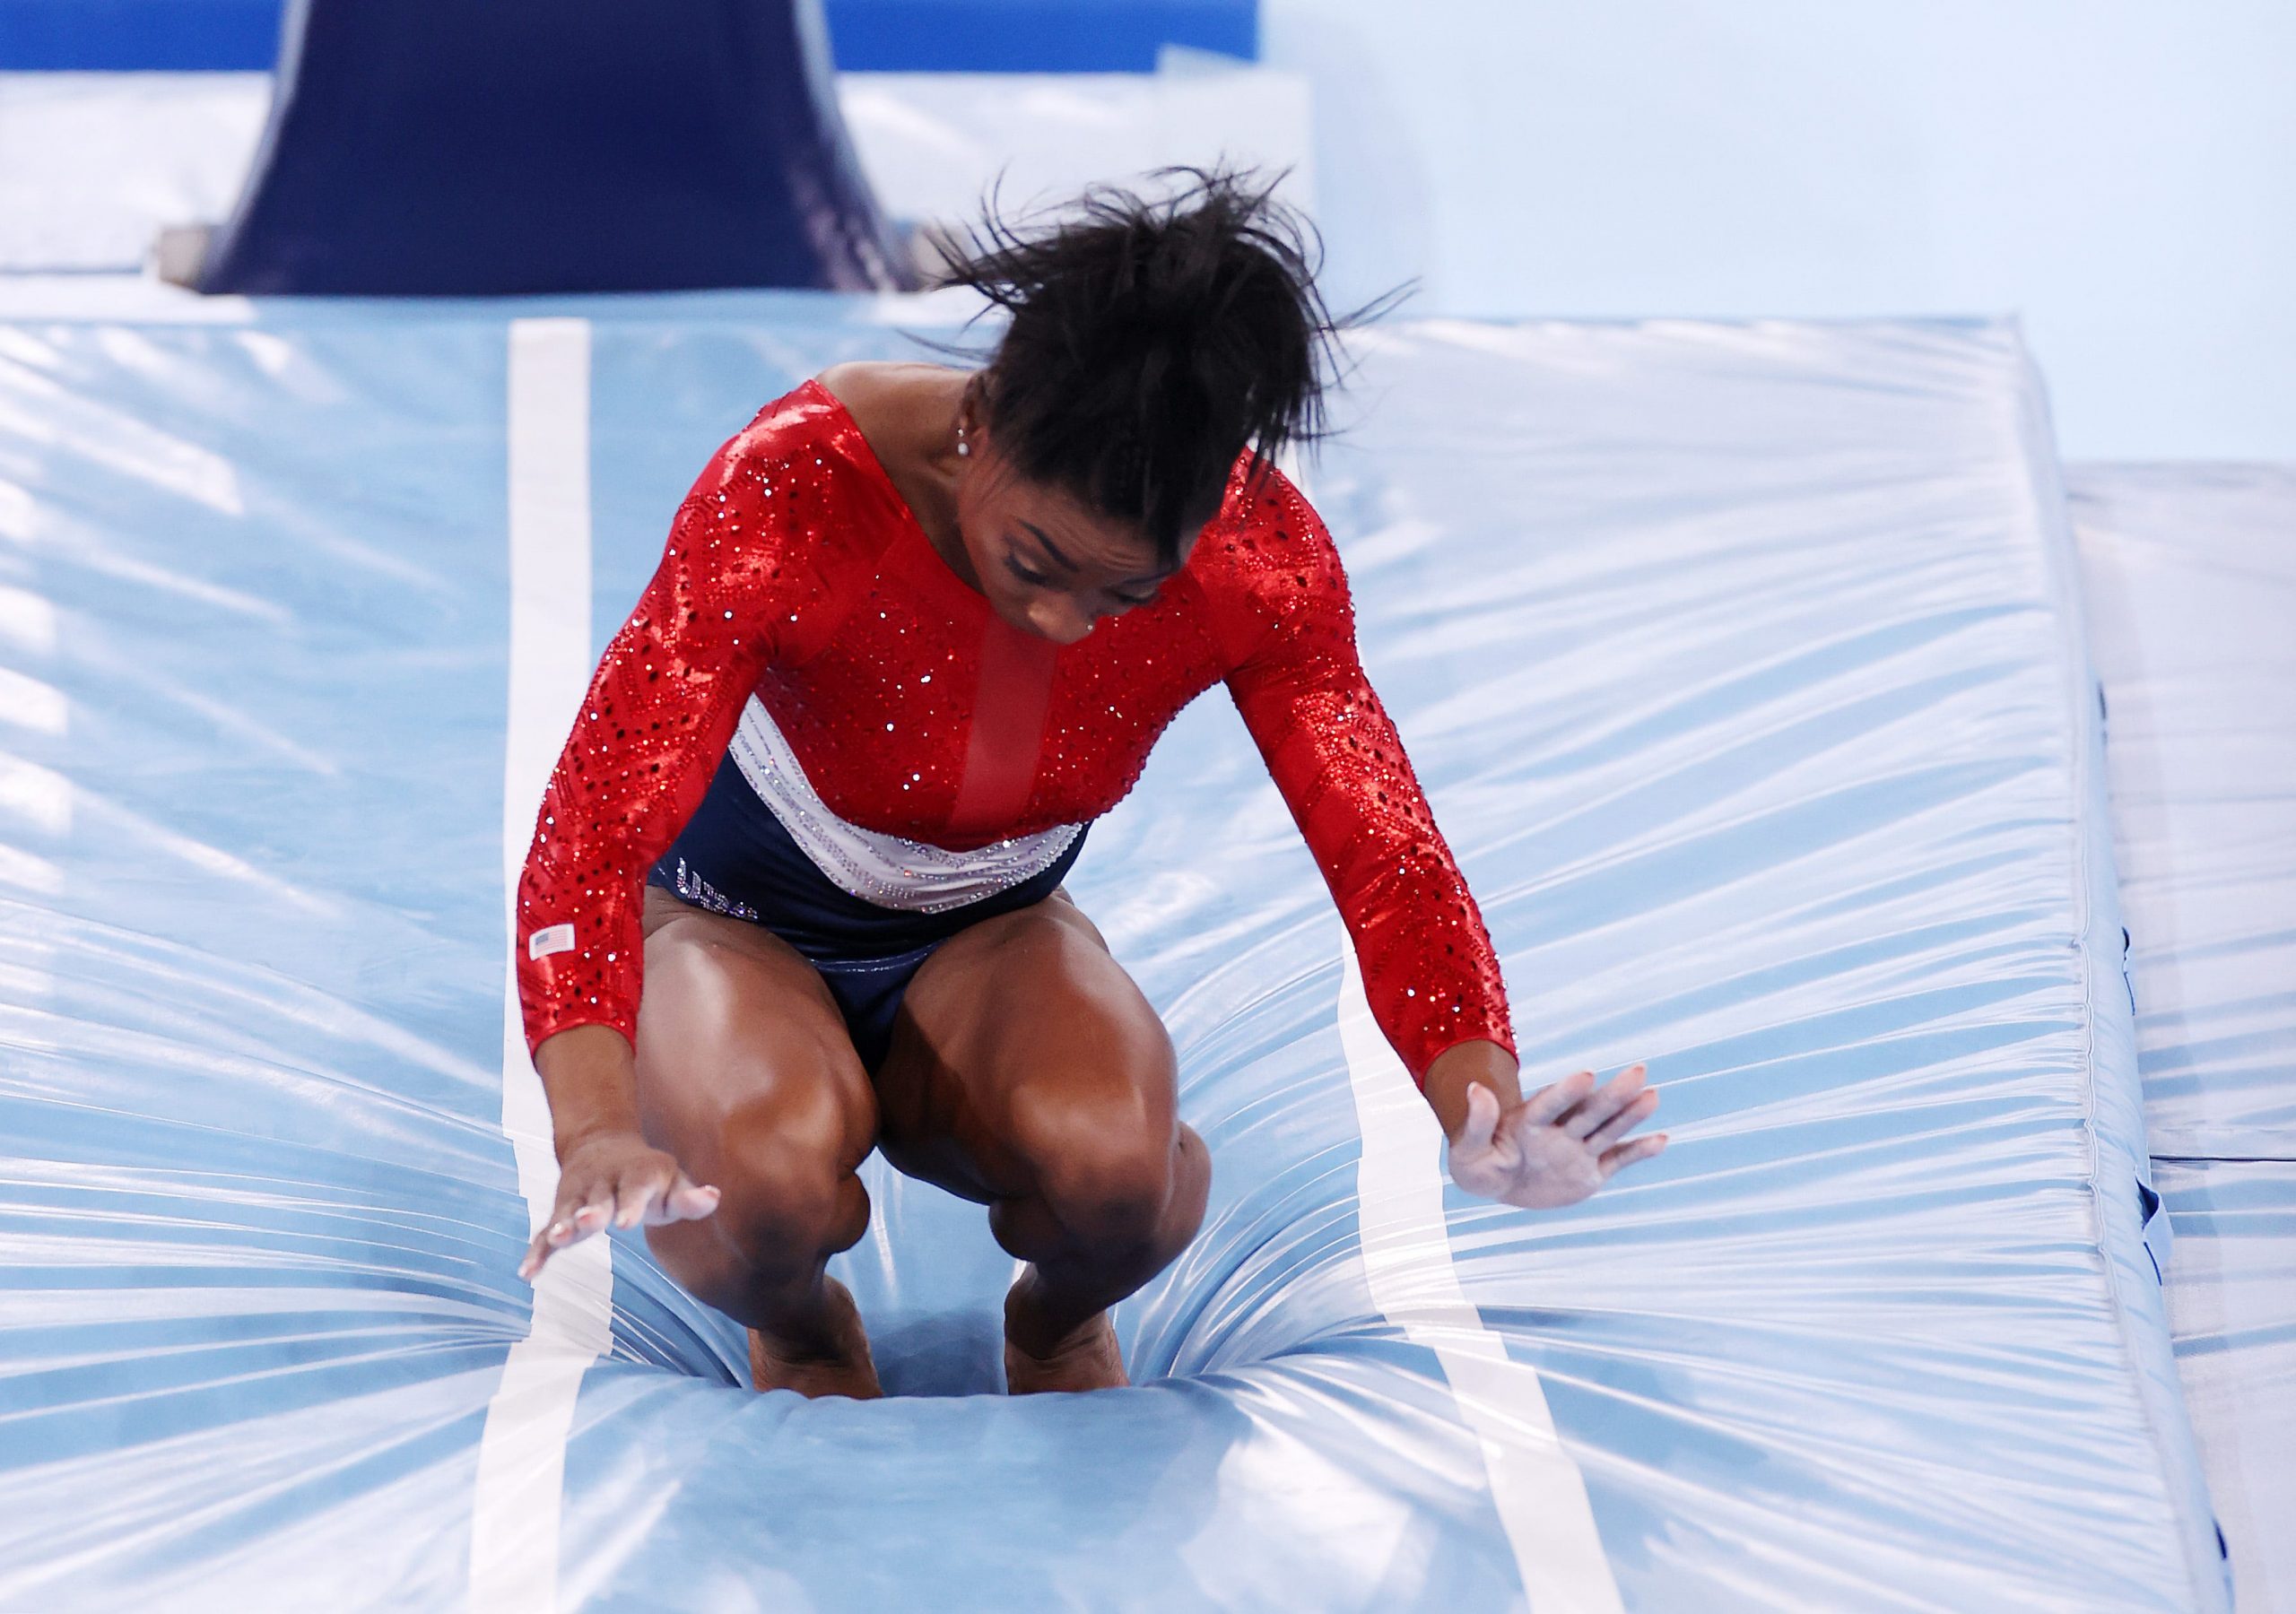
1219, 480, 1665, 1208
511, 429, 800, 1279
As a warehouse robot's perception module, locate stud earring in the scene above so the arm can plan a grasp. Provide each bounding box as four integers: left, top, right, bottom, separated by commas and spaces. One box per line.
956, 420, 970, 459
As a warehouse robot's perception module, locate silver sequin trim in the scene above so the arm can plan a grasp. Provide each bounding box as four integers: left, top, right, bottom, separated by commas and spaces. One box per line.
670, 856, 761, 923
729, 694, 1083, 914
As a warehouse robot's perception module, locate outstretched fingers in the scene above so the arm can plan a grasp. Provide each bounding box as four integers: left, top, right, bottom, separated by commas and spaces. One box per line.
1557, 1063, 1648, 1139
517, 1225, 554, 1282
571, 1182, 606, 1235
659, 1176, 721, 1223
1597, 1132, 1668, 1180
1519, 1069, 1597, 1126
1584, 1086, 1659, 1150
517, 1158, 721, 1280
610, 1165, 721, 1228
517, 1184, 591, 1281
611, 1169, 654, 1229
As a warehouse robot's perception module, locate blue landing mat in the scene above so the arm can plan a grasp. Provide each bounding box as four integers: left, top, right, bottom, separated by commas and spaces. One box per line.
2074, 463, 2296, 1610
0, 299, 2225, 1610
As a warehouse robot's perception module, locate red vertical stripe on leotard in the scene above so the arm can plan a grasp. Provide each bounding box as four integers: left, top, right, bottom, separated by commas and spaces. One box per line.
945, 615, 1058, 837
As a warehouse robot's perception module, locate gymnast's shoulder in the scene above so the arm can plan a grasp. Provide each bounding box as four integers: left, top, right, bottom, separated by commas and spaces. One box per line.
1187, 453, 1349, 599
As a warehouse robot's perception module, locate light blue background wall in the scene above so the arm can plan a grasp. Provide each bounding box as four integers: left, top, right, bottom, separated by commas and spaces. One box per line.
1266, 1, 2296, 461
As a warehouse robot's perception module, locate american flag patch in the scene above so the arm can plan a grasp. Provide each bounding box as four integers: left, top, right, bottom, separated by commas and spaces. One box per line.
526, 923, 576, 959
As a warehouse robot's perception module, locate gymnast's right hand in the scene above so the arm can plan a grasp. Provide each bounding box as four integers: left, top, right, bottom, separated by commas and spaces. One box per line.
518, 1131, 720, 1281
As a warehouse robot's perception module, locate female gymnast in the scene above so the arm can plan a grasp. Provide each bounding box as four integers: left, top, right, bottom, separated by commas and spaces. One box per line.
512, 170, 1666, 1398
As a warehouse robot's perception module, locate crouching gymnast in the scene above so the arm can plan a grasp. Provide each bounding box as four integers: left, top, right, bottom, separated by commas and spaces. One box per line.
513, 169, 1667, 1397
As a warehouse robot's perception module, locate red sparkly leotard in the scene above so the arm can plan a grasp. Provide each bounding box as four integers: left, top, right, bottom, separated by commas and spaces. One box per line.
515, 378, 1513, 1085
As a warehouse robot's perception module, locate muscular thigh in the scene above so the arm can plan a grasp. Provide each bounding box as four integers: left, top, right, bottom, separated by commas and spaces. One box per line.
874, 889, 1178, 1202
635, 887, 878, 1188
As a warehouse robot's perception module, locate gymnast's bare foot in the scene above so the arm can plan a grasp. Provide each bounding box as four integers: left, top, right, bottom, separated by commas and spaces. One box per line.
748, 1276, 883, 1399
1004, 1272, 1128, 1393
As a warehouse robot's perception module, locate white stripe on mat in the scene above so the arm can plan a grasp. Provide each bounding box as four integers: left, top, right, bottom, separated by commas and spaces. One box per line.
470, 317, 613, 1614
1339, 933, 1622, 1614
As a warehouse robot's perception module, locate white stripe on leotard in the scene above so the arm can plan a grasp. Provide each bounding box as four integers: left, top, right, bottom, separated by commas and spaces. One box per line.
727, 692, 1083, 914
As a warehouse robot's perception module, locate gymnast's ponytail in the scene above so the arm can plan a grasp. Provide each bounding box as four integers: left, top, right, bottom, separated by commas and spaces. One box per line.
934, 166, 1385, 565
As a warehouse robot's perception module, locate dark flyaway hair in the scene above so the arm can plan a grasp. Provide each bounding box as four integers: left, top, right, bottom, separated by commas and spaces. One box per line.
933, 166, 1393, 566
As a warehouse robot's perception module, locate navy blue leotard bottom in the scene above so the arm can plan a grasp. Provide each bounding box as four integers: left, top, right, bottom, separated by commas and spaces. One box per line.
647, 751, 1088, 1072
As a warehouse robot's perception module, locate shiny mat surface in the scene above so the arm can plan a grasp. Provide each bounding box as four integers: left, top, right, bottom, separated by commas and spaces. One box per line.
2072, 464, 2296, 1158
0, 300, 2223, 1609
2152, 1159, 2296, 1614
2074, 464, 2296, 1610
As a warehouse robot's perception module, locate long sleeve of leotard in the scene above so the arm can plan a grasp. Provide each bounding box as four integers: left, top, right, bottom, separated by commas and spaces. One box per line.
514, 416, 825, 1056
1218, 470, 1516, 1086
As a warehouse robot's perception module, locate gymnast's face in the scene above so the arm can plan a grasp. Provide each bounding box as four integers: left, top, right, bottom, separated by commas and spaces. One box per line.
952, 397, 1190, 646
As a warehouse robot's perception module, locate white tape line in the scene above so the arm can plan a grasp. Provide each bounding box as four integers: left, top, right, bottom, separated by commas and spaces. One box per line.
1338, 933, 1622, 1614
471, 317, 613, 1614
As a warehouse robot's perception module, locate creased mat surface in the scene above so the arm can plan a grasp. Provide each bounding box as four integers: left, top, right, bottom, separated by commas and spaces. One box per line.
0, 301, 2223, 1610
2152, 1159, 2296, 1614
2072, 464, 2296, 1159
2074, 463, 2296, 1611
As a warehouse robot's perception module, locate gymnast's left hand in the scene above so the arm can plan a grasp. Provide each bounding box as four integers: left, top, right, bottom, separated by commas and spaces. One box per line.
1444, 1061, 1666, 1210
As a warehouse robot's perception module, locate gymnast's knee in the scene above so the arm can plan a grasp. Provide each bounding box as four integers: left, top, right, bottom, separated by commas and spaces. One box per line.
1022, 1099, 1209, 1259
648, 1095, 871, 1297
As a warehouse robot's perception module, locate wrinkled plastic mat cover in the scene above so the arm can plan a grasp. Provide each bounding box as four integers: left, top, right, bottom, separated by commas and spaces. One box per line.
0, 299, 2223, 1610
2072, 464, 2296, 1157
2073, 462, 2296, 1611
